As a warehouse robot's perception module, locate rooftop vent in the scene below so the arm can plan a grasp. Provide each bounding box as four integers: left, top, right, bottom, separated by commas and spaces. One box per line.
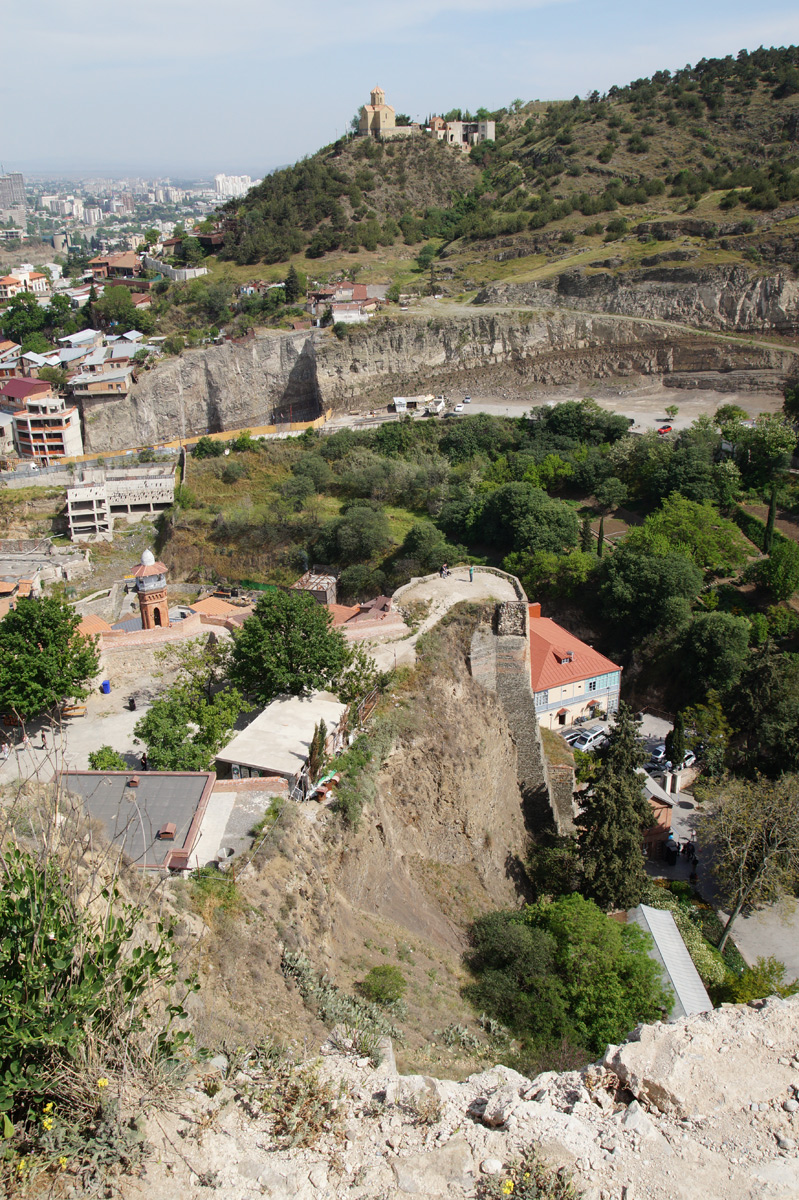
127, 774, 139, 788
157, 822, 176, 841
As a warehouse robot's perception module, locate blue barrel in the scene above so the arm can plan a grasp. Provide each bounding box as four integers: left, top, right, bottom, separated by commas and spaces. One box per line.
101, 680, 111, 695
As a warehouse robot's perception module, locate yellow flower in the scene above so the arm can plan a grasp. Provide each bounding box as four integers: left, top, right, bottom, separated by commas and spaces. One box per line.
96, 1077, 109, 1089
42, 1117, 53, 1130
502, 1182, 514, 1196
43, 1102, 54, 1113
58, 1156, 68, 1170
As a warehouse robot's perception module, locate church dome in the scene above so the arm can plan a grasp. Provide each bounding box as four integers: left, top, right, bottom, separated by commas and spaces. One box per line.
141, 548, 156, 567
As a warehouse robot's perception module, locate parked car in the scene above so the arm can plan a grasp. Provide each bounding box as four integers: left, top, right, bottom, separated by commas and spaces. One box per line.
571, 728, 607, 752
453, 403, 464, 412
464, 394, 471, 403
680, 750, 697, 769
648, 744, 669, 766
657, 425, 673, 435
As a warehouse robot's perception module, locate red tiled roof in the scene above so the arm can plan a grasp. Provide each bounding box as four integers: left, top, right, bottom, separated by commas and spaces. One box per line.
329, 603, 360, 626
0, 379, 51, 400
190, 596, 245, 617
528, 606, 621, 693
79, 614, 113, 637
0, 581, 18, 595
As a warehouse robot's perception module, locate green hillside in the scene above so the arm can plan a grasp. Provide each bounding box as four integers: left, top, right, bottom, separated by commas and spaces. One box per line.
219, 46, 799, 276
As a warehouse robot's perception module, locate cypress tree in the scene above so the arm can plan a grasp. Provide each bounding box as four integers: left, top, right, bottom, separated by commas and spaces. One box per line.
576, 702, 651, 910
665, 711, 686, 768
765, 483, 777, 554
580, 516, 593, 553
597, 515, 605, 558
284, 264, 301, 304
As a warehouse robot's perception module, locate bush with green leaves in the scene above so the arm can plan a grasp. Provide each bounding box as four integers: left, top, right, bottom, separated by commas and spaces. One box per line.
359, 964, 407, 1005
87, 746, 127, 771
477, 1146, 581, 1199
0, 843, 192, 1125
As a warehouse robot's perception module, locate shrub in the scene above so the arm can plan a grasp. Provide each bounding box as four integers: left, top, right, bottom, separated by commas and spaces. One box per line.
359, 964, 407, 1005
87, 746, 127, 771
265, 1061, 347, 1148
192, 436, 224, 459
477, 1145, 581, 1199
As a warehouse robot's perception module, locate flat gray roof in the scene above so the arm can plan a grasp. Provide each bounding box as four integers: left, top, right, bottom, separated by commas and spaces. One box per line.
64, 771, 214, 868
629, 904, 712, 1021
216, 691, 346, 779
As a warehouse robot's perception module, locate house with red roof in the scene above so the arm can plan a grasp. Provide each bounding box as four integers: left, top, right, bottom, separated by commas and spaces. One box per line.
528, 603, 621, 729
0, 377, 53, 413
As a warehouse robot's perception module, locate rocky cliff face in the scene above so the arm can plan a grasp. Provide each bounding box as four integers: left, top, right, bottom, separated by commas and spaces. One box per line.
79, 271, 799, 451
477, 264, 799, 335
79, 330, 321, 453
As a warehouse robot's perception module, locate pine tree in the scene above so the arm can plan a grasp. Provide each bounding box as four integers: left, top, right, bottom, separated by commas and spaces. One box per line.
765, 483, 777, 554
308, 719, 328, 782
576, 702, 651, 910
284, 264, 301, 304
665, 711, 686, 768
597, 515, 605, 558
580, 516, 593, 553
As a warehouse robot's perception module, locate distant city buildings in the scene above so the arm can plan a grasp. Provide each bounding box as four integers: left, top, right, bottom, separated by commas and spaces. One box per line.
214, 174, 253, 199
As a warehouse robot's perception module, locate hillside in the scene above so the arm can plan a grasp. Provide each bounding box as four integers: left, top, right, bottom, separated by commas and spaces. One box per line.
218, 45, 799, 284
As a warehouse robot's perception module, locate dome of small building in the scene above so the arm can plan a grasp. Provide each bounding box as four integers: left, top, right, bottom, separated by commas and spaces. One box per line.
141, 548, 156, 567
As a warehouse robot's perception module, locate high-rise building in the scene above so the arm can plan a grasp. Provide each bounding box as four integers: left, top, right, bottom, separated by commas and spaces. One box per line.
214, 173, 252, 199
0, 172, 26, 227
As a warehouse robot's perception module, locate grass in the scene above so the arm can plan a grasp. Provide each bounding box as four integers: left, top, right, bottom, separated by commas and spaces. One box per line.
541, 726, 575, 768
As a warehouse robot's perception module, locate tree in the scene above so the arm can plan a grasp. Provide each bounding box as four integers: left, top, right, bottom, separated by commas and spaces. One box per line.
315, 504, 393, 564
192, 435, 224, 459
597, 515, 605, 558
726, 643, 799, 775
758, 539, 799, 601
307, 719, 327, 782
597, 547, 703, 636
156, 636, 233, 703
21, 332, 51, 354
37, 366, 69, 390
88, 745, 128, 771
580, 516, 593, 553
0, 596, 99, 719
231, 589, 350, 705
0, 292, 47, 343
764, 483, 777, 554
576, 704, 651, 910
360, 964, 407, 1004
134, 688, 242, 771
665, 712, 686, 768
283, 264, 305, 304
696, 776, 799, 951
595, 476, 627, 512
665, 404, 679, 420
680, 611, 751, 694
626, 494, 749, 574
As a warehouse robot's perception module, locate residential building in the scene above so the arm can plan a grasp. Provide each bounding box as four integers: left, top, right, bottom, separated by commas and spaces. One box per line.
0, 580, 19, 621
12, 391, 83, 462
291, 569, 337, 605
58, 329, 103, 350
0, 276, 23, 301
215, 692, 347, 784
88, 252, 141, 280
528, 603, 621, 728
0, 377, 52, 413
68, 366, 133, 400
66, 465, 176, 542
0, 340, 21, 381
214, 174, 252, 199
435, 118, 496, 151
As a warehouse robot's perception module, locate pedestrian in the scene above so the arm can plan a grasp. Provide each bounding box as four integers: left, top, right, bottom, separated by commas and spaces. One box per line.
469, 565, 474, 583
20, 732, 31, 751
0, 741, 9, 761
41, 731, 48, 751
141, 751, 148, 771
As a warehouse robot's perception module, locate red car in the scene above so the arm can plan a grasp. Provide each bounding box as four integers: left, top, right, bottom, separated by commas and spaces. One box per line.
657, 424, 673, 435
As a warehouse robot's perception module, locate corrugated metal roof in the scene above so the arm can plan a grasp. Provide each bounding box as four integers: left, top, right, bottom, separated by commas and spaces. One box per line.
630, 904, 712, 1020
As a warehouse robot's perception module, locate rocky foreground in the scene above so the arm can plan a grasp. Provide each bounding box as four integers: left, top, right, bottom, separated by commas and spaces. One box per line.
125, 995, 799, 1200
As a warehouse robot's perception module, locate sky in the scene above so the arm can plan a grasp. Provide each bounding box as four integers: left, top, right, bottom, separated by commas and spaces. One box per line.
4, 0, 799, 179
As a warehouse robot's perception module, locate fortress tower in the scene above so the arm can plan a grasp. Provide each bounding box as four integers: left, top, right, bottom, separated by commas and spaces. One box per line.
132, 548, 170, 629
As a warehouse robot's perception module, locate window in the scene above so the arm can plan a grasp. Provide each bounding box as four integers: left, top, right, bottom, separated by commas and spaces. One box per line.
588, 680, 597, 692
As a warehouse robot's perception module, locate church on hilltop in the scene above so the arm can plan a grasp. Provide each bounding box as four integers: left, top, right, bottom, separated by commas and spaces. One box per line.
358, 86, 495, 150
359, 86, 398, 138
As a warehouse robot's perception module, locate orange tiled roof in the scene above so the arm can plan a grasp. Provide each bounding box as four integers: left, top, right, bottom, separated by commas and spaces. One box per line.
131, 560, 167, 578
329, 603, 360, 626
190, 595, 246, 617
79, 614, 113, 637
16, 581, 32, 597
528, 606, 621, 693
0, 581, 18, 594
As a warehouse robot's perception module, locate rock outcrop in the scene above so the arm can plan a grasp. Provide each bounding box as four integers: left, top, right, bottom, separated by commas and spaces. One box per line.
125, 995, 799, 1200
80, 303, 798, 451
476, 264, 799, 336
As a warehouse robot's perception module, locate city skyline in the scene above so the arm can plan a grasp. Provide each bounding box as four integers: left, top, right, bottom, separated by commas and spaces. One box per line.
4, 1, 799, 177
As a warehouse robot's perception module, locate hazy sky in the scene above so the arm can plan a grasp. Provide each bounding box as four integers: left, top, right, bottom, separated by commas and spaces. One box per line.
4, 0, 799, 179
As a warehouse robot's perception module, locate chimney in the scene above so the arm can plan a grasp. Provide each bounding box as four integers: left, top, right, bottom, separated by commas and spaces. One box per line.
127, 775, 139, 788
529, 603, 541, 619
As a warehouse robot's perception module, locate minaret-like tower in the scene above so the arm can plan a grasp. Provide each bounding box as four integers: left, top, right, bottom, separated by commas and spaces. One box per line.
132, 548, 170, 629
370, 86, 386, 107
